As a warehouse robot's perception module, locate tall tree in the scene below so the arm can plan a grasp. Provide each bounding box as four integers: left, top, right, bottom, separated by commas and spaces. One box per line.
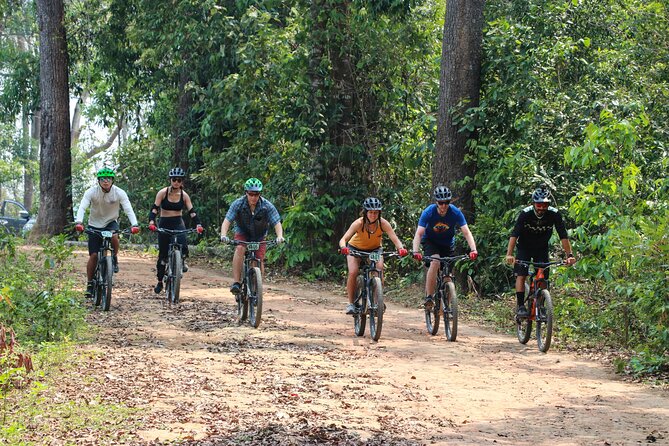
433, 0, 485, 221
33, 0, 72, 236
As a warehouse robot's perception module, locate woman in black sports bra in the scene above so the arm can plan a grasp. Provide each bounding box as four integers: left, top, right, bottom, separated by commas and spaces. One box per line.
148, 167, 203, 294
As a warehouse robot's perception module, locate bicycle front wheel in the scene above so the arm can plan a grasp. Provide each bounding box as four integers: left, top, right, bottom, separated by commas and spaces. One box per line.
369, 277, 384, 342
353, 275, 366, 337
443, 282, 458, 342
168, 250, 182, 305
237, 281, 249, 323
248, 267, 263, 328
101, 255, 113, 311
536, 290, 553, 352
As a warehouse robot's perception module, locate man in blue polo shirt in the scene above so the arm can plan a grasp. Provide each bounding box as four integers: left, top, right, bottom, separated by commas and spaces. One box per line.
220, 178, 285, 296
411, 185, 478, 309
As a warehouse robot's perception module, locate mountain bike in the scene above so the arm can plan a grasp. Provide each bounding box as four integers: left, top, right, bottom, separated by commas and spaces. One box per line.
85, 227, 129, 312
423, 254, 468, 341
155, 227, 199, 305
515, 260, 565, 352
347, 249, 400, 342
226, 239, 277, 328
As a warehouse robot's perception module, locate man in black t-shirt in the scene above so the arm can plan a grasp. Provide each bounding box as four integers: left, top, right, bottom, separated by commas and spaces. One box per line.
505, 186, 576, 317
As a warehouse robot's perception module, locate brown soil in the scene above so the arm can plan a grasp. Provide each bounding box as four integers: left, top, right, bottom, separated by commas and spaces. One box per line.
35, 250, 669, 445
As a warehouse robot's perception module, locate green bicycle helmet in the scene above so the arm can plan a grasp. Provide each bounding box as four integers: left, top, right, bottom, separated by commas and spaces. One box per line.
96, 167, 116, 178
244, 177, 263, 192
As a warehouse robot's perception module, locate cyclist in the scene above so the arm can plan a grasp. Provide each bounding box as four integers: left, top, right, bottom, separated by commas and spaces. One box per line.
219, 178, 284, 297
505, 185, 576, 317
411, 185, 478, 310
338, 197, 408, 314
148, 167, 204, 294
74, 167, 140, 297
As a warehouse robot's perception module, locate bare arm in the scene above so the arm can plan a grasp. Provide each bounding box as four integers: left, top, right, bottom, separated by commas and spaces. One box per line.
460, 225, 477, 252
412, 225, 426, 253
339, 219, 362, 249
505, 236, 518, 264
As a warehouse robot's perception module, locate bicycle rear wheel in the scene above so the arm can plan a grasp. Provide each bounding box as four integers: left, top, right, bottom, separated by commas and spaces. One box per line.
536, 290, 553, 352
369, 277, 384, 341
443, 282, 458, 341
101, 255, 113, 311
353, 276, 366, 337
248, 267, 263, 328
168, 249, 182, 305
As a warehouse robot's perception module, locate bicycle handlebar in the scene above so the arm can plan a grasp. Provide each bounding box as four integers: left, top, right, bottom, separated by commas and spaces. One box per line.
514, 259, 566, 269
84, 227, 132, 237
346, 248, 404, 259
154, 227, 201, 235
420, 253, 469, 262
225, 239, 279, 248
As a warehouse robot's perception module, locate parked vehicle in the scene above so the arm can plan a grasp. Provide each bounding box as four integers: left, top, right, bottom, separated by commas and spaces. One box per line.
0, 200, 33, 235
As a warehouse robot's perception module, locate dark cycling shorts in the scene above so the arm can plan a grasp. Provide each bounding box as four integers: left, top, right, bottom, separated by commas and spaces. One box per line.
234, 233, 267, 260
421, 239, 454, 268
514, 246, 550, 278
88, 221, 119, 255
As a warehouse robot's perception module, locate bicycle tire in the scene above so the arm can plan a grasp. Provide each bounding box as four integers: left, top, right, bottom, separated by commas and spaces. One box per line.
425, 288, 441, 336
237, 282, 249, 323
369, 277, 384, 341
444, 282, 458, 341
169, 249, 182, 305
536, 290, 553, 352
354, 275, 366, 337
248, 266, 263, 328
101, 255, 113, 311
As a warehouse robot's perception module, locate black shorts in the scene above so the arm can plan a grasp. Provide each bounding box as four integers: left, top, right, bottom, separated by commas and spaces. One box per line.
88, 221, 120, 255
421, 240, 454, 268
514, 246, 549, 278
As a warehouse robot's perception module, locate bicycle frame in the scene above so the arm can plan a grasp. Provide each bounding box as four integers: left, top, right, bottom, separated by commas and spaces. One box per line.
515, 260, 565, 352
423, 254, 468, 341
156, 227, 197, 305
85, 227, 126, 311
348, 249, 399, 342
228, 239, 277, 328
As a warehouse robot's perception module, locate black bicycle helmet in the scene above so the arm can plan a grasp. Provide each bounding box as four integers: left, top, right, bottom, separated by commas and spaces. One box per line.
433, 185, 452, 201
362, 197, 382, 211
532, 186, 551, 203
168, 167, 186, 178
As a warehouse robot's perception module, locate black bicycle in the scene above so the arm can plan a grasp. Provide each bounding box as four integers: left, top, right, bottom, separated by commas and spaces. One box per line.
423, 254, 468, 341
515, 260, 565, 352
85, 227, 129, 311
347, 249, 400, 342
226, 239, 277, 328
155, 227, 199, 305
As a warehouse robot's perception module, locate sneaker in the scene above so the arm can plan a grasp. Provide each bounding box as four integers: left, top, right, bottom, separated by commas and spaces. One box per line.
113, 256, 119, 273
85, 281, 95, 298
182, 263, 189, 273
517, 305, 529, 318
154, 281, 163, 294
345, 303, 357, 315
230, 282, 242, 295
423, 295, 434, 311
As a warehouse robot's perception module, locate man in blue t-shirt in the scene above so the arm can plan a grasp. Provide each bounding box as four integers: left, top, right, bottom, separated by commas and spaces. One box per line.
411, 186, 478, 309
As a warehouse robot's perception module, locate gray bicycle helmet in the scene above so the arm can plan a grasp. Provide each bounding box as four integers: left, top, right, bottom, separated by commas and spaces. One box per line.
433, 185, 452, 201
532, 186, 551, 203
168, 167, 186, 178
362, 197, 382, 211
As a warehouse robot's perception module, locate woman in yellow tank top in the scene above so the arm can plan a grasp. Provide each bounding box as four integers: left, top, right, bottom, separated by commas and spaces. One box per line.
338, 197, 408, 314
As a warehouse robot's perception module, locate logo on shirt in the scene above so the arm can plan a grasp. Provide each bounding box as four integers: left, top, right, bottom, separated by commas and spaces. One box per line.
433, 222, 450, 233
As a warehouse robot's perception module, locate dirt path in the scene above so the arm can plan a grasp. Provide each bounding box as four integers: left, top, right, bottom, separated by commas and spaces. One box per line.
40, 251, 669, 445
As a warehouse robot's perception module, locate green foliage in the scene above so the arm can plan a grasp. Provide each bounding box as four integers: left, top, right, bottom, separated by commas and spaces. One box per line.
0, 236, 86, 344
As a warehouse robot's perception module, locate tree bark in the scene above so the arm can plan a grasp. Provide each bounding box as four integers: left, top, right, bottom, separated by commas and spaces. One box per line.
433, 0, 485, 223
33, 0, 72, 236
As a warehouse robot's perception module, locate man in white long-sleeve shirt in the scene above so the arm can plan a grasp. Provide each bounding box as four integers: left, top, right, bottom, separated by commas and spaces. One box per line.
74, 167, 140, 297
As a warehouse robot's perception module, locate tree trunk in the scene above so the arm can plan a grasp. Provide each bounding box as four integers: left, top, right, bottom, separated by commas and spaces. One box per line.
174, 68, 193, 171
33, 0, 72, 237
433, 0, 485, 222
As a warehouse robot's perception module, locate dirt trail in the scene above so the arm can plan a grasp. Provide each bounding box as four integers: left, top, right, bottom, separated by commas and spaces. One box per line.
41, 251, 669, 445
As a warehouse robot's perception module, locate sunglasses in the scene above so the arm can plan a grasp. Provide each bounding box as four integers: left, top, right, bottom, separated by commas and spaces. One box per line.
246, 192, 260, 197
98, 177, 113, 182
437, 201, 449, 206
171, 177, 184, 183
